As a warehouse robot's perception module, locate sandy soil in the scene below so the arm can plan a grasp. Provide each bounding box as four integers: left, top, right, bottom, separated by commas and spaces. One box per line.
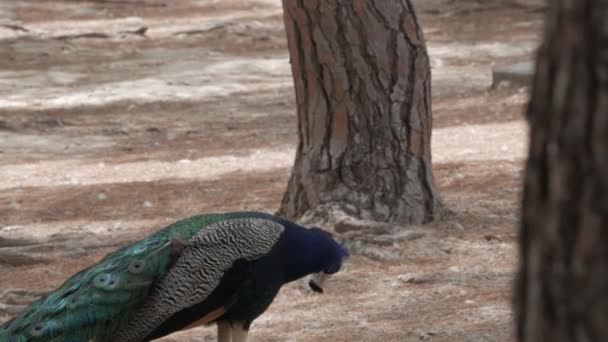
0, 0, 545, 341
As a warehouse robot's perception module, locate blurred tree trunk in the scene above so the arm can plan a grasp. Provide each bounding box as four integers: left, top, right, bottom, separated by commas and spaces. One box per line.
279, 0, 441, 224
516, 1, 608, 341
0, 1, 17, 25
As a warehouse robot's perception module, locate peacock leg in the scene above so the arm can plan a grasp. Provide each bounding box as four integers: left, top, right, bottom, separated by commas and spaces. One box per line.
231, 322, 248, 342
217, 321, 232, 342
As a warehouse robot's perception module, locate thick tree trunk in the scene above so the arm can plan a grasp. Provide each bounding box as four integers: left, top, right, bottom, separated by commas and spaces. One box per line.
279, 0, 441, 224
516, 1, 608, 341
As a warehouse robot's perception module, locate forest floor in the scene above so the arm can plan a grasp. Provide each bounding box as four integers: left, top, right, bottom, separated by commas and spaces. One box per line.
0, 0, 545, 341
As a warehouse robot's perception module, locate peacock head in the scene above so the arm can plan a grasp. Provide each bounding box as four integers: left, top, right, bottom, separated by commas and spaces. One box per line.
306, 227, 349, 293
313, 227, 348, 273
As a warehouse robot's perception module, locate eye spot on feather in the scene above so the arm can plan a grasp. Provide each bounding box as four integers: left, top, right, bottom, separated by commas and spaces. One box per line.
150, 236, 162, 246
107, 278, 119, 290
30, 322, 45, 337
68, 297, 80, 309
128, 260, 146, 274
93, 274, 111, 288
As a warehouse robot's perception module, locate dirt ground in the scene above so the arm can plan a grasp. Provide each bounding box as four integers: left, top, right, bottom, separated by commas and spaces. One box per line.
0, 0, 545, 341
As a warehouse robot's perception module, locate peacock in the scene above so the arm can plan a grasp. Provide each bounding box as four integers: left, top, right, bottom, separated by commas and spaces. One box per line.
0, 211, 349, 342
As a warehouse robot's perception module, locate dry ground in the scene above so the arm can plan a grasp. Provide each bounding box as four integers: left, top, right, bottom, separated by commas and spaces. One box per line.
0, 0, 544, 341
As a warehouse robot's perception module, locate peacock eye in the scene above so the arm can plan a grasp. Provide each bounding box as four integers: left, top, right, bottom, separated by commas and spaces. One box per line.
93, 274, 112, 288
68, 296, 80, 309
30, 322, 45, 336
128, 260, 146, 274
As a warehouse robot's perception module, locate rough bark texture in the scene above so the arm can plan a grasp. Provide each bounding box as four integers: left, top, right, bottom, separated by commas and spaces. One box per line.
516, 1, 608, 341
279, 0, 441, 224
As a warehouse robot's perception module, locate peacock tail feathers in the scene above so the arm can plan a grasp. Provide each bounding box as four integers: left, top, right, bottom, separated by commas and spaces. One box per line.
0, 212, 248, 342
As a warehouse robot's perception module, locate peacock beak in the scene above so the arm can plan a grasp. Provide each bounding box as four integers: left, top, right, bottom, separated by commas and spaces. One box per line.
308, 272, 328, 293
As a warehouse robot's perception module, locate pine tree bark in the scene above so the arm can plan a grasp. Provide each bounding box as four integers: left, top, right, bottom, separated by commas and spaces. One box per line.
516, 1, 608, 341
279, 0, 441, 224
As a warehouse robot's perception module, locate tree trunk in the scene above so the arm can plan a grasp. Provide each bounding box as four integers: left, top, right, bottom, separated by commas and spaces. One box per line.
516, 1, 608, 341
279, 0, 441, 224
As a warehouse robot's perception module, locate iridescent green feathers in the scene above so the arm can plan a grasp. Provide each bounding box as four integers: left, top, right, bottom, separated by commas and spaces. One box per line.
0, 213, 232, 342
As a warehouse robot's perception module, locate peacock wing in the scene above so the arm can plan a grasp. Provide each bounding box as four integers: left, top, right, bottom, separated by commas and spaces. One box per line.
142, 258, 256, 341
112, 217, 285, 342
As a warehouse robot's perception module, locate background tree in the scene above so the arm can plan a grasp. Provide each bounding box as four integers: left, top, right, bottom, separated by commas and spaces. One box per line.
516, 1, 608, 341
279, 0, 441, 224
